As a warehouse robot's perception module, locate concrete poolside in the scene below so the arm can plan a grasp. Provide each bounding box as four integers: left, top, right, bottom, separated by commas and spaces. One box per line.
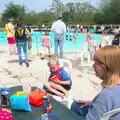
0, 45, 101, 101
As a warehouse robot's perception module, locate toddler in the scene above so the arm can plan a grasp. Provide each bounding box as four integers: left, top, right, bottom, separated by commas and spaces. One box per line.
44, 55, 72, 98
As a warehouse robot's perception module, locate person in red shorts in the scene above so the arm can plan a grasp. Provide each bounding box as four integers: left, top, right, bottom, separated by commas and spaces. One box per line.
5, 19, 17, 55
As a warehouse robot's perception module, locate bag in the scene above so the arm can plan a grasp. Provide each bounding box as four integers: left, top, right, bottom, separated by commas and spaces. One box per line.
29, 89, 47, 106
15, 26, 26, 38
10, 91, 32, 112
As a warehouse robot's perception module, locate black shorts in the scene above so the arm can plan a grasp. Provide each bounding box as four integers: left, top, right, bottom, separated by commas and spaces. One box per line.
62, 85, 71, 90
112, 40, 119, 45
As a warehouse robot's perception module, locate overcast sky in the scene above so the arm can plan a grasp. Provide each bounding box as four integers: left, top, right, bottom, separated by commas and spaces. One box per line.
0, 0, 100, 13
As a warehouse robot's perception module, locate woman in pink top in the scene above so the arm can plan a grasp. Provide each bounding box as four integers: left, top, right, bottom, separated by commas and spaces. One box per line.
42, 32, 52, 57
80, 25, 83, 33
86, 29, 92, 42
84, 28, 92, 52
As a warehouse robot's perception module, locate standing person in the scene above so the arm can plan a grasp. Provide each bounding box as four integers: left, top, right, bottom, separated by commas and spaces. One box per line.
86, 29, 92, 43
101, 25, 105, 32
114, 27, 119, 39
85, 28, 92, 51
27, 27, 32, 57
42, 32, 52, 57
51, 16, 66, 58
5, 19, 17, 55
73, 27, 78, 44
15, 21, 30, 67
80, 25, 83, 33
112, 28, 120, 46
101, 31, 111, 47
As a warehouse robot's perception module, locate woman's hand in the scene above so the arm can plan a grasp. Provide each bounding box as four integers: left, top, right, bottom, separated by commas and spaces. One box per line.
77, 100, 92, 108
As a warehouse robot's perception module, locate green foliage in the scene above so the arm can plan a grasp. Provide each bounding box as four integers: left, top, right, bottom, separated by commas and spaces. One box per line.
1, 0, 120, 27
63, 1, 97, 24
0, 17, 4, 27
0, 1, 98, 27
94, 12, 105, 24
51, 0, 65, 16
95, 0, 120, 24
37, 11, 56, 27
2, 2, 25, 23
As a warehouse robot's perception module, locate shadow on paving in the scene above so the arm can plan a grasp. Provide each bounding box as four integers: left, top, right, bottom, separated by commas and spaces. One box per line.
7, 59, 33, 63
0, 50, 6, 54
77, 74, 83, 78
7, 59, 19, 63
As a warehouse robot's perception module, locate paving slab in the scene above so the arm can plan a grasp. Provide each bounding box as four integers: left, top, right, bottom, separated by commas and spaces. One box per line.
0, 78, 21, 85
0, 45, 102, 101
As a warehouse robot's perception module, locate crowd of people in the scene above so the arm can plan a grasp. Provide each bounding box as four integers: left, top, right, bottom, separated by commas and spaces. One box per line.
5, 17, 120, 62
4, 17, 120, 119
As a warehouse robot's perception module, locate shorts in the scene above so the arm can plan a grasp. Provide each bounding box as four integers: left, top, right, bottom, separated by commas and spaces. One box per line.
7, 37, 16, 44
112, 40, 119, 45
62, 85, 71, 90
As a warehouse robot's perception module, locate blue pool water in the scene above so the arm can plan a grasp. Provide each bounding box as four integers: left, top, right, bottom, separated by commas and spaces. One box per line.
0, 32, 114, 51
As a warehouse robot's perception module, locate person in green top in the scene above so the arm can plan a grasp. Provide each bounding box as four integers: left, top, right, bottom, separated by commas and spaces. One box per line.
27, 27, 32, 57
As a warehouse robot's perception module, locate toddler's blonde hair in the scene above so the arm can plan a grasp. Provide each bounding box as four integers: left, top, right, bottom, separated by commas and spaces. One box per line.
47, 55, 60, 66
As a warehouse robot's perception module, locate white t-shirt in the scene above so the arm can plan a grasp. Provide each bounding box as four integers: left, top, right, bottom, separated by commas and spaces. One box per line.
51, 20, 66, 35
101, 36, 111, 47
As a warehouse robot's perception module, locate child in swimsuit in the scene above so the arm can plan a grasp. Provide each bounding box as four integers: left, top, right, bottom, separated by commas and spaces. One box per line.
43, 55, 72, 98
42, 32, 52, 57
86, 28, 92, 43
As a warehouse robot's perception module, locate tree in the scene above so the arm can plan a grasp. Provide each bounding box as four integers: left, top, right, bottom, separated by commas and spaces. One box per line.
107, 0, 120, 24
65, 3, 75, 12
98, 0, 120, 24
79, 1, 97, 13
0, 0, 106, 27
37, 11, 56, 26
62, 11, 70, 23
24, 11, 38, 26
2, 2, 25, 23
0, 16, 4, 27
94, 12, 105, 24
51, 0, 65, 16
100, 0, 110, 10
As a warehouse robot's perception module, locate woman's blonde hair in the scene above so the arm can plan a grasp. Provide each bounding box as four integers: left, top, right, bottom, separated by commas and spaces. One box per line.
47, 55, 60, 66
94, 45, 120, 88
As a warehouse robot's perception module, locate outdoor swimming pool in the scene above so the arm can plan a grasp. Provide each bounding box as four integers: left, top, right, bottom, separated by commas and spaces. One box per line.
0, 32, 114, 51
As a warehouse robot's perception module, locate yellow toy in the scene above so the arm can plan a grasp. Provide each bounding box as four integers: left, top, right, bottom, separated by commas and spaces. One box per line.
36, 52, 42, 56
14, 91, 28, 96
